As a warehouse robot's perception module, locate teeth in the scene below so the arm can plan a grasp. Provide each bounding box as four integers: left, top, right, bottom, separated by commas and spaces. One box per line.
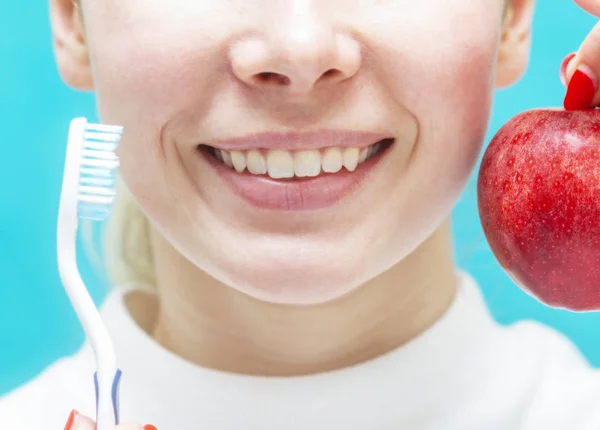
322, 147, 343, 173
342, 147, 359, 172
221, 150, 233, 168
294, 150, 321, 177
267, 149, 295, 179
358, 147, 369, 163
230, 151, 246, 172
247, 149, 267, 174
213, 141, 386, 178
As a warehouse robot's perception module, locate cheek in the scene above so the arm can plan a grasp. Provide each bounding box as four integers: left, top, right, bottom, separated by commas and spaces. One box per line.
370, 12, 501, 237
361, 1, 502, 198
83, 0, 232, 144
405, 32, 498, 191
88, 36, 222, 130
83, 6, 232, 222
434, 46, 496, 177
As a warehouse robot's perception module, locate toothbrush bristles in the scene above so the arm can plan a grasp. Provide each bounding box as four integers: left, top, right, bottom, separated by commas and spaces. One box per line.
77, 123, 122, 221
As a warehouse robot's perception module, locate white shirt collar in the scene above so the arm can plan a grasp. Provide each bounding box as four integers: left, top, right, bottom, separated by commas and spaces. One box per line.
99, 271, 509, 429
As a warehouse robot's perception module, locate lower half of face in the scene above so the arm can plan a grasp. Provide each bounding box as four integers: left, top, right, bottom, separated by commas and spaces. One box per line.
87, 0, 503, 304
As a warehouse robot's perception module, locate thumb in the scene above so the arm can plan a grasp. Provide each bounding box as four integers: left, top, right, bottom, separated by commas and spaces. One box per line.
562, 25, 600, 109
64, 410, 95, 430
562, 19, 600, 108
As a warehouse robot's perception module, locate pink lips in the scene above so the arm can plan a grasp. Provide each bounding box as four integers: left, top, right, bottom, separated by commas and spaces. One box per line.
199, 131, 393, 211
205, 130, 390, 151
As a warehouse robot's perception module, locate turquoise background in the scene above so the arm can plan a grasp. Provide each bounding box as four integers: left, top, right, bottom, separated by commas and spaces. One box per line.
1, 2, 599, 395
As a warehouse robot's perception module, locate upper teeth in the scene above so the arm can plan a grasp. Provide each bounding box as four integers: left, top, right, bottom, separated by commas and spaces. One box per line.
213, 143, 382, 179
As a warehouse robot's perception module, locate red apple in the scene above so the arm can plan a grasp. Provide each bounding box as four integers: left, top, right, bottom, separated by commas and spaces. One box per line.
477, 109, 600, 311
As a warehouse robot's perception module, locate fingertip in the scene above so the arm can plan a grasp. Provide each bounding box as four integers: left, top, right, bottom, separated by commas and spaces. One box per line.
64, 410, 96, 430
560, 52, 577, 86
76, 414, 96, 430
563, 54, 585, 87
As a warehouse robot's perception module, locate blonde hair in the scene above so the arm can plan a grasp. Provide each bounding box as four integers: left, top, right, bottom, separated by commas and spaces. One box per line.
93, 178, 156, 288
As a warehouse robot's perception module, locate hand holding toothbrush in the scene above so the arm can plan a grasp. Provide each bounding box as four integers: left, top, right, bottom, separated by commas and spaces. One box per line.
64, 410, 157, 430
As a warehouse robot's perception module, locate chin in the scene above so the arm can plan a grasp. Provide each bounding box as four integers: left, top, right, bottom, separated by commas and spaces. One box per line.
216, 250, 371, 305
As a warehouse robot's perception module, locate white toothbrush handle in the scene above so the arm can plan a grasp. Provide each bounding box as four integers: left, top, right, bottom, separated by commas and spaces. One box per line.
57, 217, 120, 430
95, 368, 122, 429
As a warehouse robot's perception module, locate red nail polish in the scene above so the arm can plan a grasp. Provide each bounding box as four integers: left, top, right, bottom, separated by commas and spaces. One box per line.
564, 69, 596, 111
143, 425, 158, 430
64, 410, 77, 430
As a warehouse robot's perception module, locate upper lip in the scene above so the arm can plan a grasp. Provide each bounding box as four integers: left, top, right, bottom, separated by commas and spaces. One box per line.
203, 130, 392, 151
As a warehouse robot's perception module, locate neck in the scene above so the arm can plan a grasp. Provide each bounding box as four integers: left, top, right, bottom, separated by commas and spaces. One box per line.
143, 219, 457, 376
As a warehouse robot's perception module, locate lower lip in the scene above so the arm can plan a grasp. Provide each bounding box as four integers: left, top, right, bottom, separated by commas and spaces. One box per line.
199, 143, 392, 211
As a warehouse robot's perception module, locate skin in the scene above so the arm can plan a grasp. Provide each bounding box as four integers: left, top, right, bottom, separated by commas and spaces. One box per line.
47, 0, 565, 426
565, 0, 600, 101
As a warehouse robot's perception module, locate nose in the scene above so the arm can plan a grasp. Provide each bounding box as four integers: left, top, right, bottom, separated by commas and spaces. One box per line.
229, 9, 361, 96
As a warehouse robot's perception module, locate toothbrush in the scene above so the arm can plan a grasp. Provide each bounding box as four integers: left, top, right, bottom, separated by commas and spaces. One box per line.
57, 117, 124, 430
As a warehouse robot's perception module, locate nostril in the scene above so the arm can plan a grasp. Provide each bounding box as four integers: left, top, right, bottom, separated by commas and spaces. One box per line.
322, 69, 341, 79
251, 68, 344, 89
255, 72, 291, 86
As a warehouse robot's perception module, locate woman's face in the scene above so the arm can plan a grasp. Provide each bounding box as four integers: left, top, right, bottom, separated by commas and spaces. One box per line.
79, 0, 509, 304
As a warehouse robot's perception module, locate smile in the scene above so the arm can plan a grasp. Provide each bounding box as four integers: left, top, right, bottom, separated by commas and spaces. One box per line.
197, 131, 395, 211
201, 139, 392, 179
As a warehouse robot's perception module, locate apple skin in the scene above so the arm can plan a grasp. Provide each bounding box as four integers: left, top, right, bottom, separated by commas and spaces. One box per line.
477, 108, 600, 311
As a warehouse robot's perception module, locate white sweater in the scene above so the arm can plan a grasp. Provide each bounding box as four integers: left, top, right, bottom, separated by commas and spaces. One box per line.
2, 272, 600, 429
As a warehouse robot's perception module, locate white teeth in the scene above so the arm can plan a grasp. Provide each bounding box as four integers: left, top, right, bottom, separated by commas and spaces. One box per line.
221, 150, 233, 168
267, 149, 295, 178
358, 147, 369, 163
213, 141, 387, 178
322, 147, 343, 173
247, 149, 267, 174
342, 147, 359, 172
230, 151, 246, 172
294, 150, 321, 177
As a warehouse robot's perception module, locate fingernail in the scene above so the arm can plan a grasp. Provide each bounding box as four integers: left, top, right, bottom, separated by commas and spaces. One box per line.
564, 66, 597, 111
64, 410, 78, 430
560, 52, 576, 86
143, 425, 158, 430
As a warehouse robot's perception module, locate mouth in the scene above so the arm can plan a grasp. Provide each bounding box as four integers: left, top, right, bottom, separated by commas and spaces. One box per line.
198, 138, 394, 180
197, 136, 395, 211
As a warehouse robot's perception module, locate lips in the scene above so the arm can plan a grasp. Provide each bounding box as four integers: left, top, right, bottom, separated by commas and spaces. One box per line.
196, 131, 395, 211
205, 130, 392, 151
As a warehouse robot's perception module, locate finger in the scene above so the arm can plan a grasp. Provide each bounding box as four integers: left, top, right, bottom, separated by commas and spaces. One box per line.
65, 410, 95, 430
563, 20, 600, 108
574, 0, 600, 16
